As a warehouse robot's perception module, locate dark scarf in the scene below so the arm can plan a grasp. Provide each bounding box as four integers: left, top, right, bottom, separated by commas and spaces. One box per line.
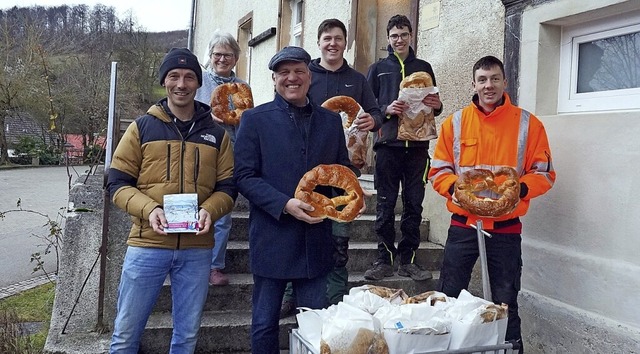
208, 71, 237, 86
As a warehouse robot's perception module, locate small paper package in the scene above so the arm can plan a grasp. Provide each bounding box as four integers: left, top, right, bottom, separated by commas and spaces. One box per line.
376, 302, 451, 354
442, 290, 508, 351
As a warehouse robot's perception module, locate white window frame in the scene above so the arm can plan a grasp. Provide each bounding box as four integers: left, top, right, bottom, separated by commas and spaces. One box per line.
290, 0, 303, 46
558, 11, 640, 113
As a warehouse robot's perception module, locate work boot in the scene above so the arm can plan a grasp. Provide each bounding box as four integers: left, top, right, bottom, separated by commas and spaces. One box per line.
363, 261, 394, 281
507, 338, 523, 353
398, 263, 432, 281
209, 269, 229, 286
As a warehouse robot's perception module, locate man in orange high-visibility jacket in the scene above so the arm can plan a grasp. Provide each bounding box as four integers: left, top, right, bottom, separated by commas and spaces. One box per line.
428, 56, 555, 351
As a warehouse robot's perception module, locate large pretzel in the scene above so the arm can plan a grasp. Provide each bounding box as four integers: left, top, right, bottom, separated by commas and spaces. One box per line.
400, 71, 433, 89
321, 95, 361, 128
397, 71, 436, 141
294, 164, 364, 222
454, 167, 520, 217
480, 303, 509, 323
322, 96, 368, 169
209, 82, 254, 126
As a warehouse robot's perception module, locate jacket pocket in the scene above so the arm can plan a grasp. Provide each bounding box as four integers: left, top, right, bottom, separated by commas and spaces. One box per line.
459, 138, 478, 167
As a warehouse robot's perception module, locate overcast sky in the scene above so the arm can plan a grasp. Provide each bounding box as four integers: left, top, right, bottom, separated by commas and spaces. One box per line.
0, 0, 192, 32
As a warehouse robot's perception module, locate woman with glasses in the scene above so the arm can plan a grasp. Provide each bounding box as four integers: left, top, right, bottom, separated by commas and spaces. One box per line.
195, 31, 249, 286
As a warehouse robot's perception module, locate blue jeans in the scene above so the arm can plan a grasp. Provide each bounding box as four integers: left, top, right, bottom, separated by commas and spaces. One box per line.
211, 213, 232, 269
251, 274, 327, 354
110, 246, 211, 354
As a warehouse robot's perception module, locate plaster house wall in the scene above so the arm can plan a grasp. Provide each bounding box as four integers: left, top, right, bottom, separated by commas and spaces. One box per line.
514, 0, 640, 341
421, 0, 640, 350
193, 0, 281, 105
374, 0, 411, 61
299, 1, 351, 62
192, 0, 369, 105
418, 0, 506, 247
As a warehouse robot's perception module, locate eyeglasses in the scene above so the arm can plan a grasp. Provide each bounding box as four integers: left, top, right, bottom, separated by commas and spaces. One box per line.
388, 32, 411, 41
212, 52, 234, 60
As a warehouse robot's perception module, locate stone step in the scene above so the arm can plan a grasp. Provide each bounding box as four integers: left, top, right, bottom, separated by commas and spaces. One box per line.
145, 272, 442, 353
228, 212, 428, 242
141, 310, 295, 353
223, 240, 441, 274
153, 271, 441, 313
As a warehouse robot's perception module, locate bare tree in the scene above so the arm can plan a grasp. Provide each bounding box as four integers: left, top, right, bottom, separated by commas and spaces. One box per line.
0, 4, 187, 165
0, 12, 47, 164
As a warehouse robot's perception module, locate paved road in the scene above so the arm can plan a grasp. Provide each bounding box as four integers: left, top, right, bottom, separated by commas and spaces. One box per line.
0, 165, 91, 288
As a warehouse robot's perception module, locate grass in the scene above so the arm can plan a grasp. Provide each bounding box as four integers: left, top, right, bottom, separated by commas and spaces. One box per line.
0, 282, 56, 352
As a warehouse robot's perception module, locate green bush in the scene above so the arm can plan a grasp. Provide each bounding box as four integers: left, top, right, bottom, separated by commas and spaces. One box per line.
11, 136, 62, 165
84, 144, 105, 163
39, 145, 63, 165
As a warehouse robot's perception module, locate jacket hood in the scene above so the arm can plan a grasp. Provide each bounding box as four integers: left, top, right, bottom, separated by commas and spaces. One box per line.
308, 58, 350, 74
386, 44, 417, 63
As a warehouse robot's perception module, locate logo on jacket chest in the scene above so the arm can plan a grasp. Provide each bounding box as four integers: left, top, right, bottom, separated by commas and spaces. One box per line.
201, 133, 217, 144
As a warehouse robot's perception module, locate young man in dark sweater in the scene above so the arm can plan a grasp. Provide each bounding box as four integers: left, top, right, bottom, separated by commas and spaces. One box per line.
365, 14, 443, 281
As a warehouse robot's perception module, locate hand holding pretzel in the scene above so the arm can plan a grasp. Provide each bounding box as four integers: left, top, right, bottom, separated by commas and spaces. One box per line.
454, 167, 520, 217
294, 164, 364, 222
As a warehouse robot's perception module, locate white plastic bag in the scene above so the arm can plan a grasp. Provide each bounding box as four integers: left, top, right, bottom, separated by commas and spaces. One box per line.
296, 306, 335, 352
443, 290, 508, 351
377, 303, 452, 354
397, 86, 439, 119
344, 285, 405, 314
321, 302, 386, 354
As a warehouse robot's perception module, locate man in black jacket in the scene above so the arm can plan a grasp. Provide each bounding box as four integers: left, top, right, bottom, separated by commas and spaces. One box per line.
365, 14, 443, 281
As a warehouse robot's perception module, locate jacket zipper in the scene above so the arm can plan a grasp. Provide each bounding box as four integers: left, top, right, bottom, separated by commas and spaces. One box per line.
166, 144, 171, 181
194, 147, 200, 192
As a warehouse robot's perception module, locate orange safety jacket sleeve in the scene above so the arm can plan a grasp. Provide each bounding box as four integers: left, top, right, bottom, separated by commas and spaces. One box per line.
429, 115, 459, 198
518, 117, 555, 200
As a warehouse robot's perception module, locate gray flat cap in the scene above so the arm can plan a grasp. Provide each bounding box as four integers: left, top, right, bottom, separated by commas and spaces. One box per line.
268, 46, 311, 71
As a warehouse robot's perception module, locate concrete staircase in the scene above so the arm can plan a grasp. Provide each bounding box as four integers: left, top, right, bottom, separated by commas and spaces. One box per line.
139, 175, 444, 353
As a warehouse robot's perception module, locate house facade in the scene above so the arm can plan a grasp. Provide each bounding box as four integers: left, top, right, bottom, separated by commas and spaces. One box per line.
191, 0, 639, 351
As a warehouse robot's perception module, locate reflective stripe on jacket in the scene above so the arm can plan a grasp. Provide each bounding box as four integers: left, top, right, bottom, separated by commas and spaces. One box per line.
428, 93, 555, 228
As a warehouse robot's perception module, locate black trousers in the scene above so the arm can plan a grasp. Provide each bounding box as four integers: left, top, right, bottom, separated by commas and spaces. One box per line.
437, 225, 523, 342
373, 145, 429, 265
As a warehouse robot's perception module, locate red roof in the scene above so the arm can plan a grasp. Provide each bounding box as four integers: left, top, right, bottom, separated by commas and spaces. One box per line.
65, 134, 106, 150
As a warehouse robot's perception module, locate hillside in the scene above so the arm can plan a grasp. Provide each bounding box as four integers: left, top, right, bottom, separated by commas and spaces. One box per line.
149, 30, 188, 51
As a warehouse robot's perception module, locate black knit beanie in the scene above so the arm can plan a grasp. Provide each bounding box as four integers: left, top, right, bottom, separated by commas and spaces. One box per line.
158, 47, 203, 86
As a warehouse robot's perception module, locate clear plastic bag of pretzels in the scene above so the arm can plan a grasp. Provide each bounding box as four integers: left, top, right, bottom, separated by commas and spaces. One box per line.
343, 107, 370, 170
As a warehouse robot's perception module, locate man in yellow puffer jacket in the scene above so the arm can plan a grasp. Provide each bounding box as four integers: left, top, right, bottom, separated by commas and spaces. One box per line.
107, 47, 236, 353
